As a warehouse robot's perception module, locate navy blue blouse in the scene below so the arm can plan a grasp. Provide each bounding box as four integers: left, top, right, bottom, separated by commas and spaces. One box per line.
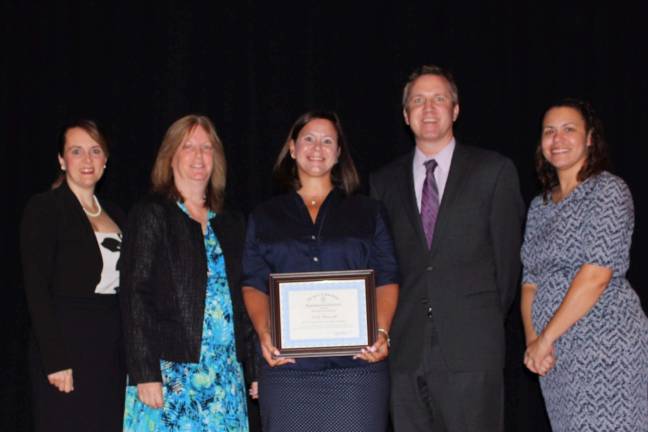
242, 189, 399, 370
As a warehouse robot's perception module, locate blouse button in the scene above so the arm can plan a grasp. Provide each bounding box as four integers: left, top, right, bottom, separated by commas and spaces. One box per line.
313, 256, 319, 262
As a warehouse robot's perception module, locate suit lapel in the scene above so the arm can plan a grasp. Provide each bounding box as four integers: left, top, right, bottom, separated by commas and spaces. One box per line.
397, 152, 430, 253
429, 144, 472, 258
60, 182, 103, 269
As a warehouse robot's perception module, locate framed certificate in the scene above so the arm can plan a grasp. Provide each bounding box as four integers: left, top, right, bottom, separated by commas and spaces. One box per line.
268, 270, 377, 358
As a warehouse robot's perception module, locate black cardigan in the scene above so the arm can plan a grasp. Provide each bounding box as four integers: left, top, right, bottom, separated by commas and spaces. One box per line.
20, 181, 126, 374
119, 195, 257, 384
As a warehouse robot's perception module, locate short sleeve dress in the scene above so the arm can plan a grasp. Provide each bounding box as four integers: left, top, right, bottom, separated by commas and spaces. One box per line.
521, 172, 648, 431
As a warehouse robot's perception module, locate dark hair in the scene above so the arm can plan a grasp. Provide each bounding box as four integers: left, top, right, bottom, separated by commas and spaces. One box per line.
536, 98, 609, 201
52, 119, 109, 189
273, 111, 360, 195
151, 114, 226, 211
402, 64, 459, 107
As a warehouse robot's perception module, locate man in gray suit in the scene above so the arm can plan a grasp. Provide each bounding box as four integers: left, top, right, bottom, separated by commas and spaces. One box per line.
370, 65, 524, 431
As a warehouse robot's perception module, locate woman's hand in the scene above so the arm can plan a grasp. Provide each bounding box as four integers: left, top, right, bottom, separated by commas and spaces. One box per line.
354, 332, 389, 363
48, 369, 74, 393
137, 382, 164, 408
523, 333, 556, 376
249, 381, 259, 400
523, 264, 611, 378
259, 331, 295, 367
243, 287, 295, 367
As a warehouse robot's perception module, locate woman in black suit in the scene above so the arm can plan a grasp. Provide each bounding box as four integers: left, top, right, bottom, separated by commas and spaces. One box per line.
20, 120, 126, 431
120, 115, 256, 430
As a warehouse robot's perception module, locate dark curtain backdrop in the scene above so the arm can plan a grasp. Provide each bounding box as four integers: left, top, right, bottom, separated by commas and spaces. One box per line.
3, 1, 646, 431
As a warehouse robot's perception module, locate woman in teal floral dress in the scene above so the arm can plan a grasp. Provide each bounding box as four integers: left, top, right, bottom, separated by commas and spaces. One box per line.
120, 115, 255, 431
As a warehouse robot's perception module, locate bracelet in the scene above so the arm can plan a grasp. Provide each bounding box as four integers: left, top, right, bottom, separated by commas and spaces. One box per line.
377, 328, 391, 347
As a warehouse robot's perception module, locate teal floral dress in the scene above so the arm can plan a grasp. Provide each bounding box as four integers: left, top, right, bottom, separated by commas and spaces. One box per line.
123, 205, 249, 431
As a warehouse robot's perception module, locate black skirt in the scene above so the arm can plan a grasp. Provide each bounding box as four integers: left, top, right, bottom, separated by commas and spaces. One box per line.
259, 361, 390, 432
29, 295, 125, 432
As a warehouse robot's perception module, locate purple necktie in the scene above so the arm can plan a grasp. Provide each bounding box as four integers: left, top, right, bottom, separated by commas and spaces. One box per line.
421, 159, 439, 249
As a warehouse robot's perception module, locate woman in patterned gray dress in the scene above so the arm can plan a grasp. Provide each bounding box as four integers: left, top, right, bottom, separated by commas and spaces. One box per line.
521, 98, 648, 431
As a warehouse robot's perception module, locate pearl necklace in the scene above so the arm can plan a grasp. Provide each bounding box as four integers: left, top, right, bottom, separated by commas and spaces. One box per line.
82, 195, 102, 218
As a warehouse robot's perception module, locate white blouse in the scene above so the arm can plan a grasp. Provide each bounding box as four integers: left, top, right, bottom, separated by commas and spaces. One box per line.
94, 232, 121, 294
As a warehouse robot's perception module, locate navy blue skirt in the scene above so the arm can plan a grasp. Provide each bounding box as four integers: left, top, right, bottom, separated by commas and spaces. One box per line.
259, 361, 389, 432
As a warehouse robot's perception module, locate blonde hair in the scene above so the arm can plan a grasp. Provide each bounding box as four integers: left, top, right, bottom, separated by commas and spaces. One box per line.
151, 115, 226, 211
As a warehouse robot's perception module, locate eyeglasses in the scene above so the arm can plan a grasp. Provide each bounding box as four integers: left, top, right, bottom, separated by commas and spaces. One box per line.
407, 94, 453, 107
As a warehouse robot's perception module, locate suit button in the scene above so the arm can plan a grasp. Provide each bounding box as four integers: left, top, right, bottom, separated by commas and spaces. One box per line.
313, 257, 319, 262
311, 235, 317, 240
426, 266, 434, 271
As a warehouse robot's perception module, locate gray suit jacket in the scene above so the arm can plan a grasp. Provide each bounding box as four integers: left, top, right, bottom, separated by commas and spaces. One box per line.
370, 144, 524, 372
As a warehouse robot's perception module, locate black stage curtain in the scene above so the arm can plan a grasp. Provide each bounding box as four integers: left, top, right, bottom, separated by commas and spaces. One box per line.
3, 2, 646, 431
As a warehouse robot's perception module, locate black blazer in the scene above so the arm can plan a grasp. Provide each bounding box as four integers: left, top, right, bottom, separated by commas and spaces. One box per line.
20, 181, 126, 374
370, 144, 524, 372
119, 195, 257, 384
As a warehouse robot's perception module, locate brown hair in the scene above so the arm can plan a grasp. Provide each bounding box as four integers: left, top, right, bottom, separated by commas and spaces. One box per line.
273, 111, 360, 195
402, 64, 460, 108
151, 114, 226, 211
52, 119, 109, 189
536, 98, 609, 201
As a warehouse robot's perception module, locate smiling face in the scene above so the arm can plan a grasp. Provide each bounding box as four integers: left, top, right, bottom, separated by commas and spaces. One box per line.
58, 127, 107, 192
403, 74, 459, 154
541, 106, 591, 177
171, 125, 214, 190
289, 118, 340, 182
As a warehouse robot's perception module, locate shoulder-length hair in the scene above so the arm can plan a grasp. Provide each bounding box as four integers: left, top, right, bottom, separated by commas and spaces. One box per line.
151, 114, 226, 211
535, 98, 609, 201
272, 111, 360, 195
52, 119, 109, 189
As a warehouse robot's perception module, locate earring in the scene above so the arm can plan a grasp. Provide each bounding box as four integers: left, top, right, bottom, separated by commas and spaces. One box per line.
61, 166, 66, 171
104, 164, 107, 169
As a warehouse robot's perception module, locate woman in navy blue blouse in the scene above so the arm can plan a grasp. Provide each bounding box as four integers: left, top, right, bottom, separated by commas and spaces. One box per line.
242, 111, 400, 432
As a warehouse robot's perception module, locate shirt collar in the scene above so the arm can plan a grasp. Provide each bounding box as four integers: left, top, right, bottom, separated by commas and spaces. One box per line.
413, 138, 456, 173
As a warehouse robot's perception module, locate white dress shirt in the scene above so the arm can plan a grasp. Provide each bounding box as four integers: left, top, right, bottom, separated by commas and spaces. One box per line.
413, 139, 456, 212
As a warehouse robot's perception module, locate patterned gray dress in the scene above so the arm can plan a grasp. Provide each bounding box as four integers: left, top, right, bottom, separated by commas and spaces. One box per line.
521, 171, 648, 431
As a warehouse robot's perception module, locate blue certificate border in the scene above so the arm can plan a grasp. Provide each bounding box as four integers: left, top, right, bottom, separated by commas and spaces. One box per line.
279, 280, 368, 349
269, 269, 376, 358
